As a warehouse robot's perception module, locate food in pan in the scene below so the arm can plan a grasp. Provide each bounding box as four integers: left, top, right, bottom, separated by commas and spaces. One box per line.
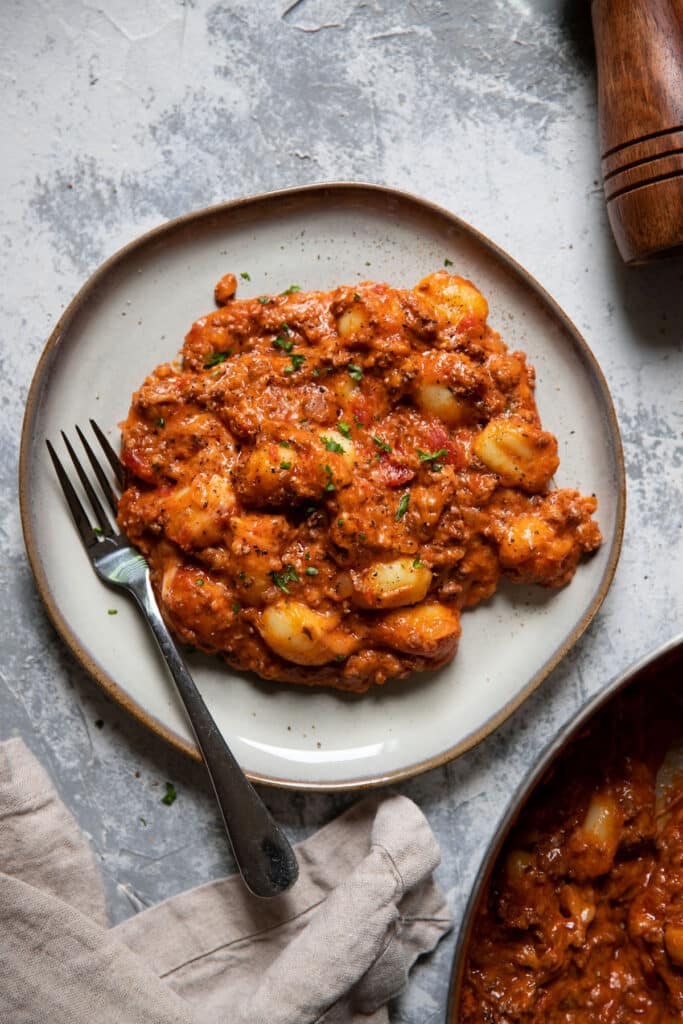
117, 270, 601, 692
459, 677, 683, 1023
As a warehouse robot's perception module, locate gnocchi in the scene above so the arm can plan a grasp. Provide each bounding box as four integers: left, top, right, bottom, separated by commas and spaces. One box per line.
118, 269, 600, 692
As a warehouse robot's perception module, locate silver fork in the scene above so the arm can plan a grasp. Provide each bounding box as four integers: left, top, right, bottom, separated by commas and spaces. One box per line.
47, 421, 299, 898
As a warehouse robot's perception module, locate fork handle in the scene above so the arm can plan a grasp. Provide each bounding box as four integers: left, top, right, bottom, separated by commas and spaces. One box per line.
132, 575, 299, 898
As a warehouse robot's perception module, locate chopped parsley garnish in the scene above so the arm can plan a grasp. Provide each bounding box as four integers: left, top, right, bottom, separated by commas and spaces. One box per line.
257, 296, 271, 305
324, 464, 335, 491
240, 271, 251, 280
280, 322, 291, 334
280, 460, 292, 470
311, 368, 320, 377
161, 782, 177, 806
107, 609, 117, 615
203, 352, 228, 368
273, 335, 294, 353
396, 493, 410, 520
417, 447, 447, 463
353, 414, 363, 427
337, 518, 344, 528
347, 363, 364, 382
239, 571, 247, 581
358, 532, 367, 542
157, 417, 165, 428
305, 505, 317, 517
279, 440, 291, 448
337, 421, 351, 438
232, 602, 241, 613
280, 284, 301, 295
353, 292, 361, 301
139, 816, 147, 826
413, 557, 426, 568
270, 564, 300, 594
195, 578, 205, 587
444, 257, 453, 267
305, 566, 319, 576
334, 654, 346, 662
284, 353, 306, 374
321, 435, 345, 454
93, 526, 103, 536
373, 436, 391, 453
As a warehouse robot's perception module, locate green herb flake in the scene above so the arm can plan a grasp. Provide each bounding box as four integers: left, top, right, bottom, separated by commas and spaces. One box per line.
270, 564, 300, 594
232, 602, 241, 613
107, 609, 118, 615
161, 782, 177, 806
139, 816, 147, 826
240, 271, 251, 280
353, 414, 363, 427
203, 352, 228, 369
347, 363, 364, 382
444, 257, 453, 267
279, 440, 291, 448
94, 719, 104, 729
280, 284, 301, 295
195, 578, 205, 587
373, 436, 391, 453
157, 417, 166, 428
337, 421, 351, 438
396, 493, 410, 521
334, 654, 346, 662
280, 322, 291, 335
280, 460, 292, 470
321, 435, 345, 454
353, 292, 361, 301
93, 526, 103, 536
311, 368, 320, 377
358, 532, 367, 542
337, 518, 344, 528
305, 505, 317, 517
413, 557, 426, 568
285, 353, 306, 374
417, 447, 447, 463
305, 566, 319, 576
324, 464, 335, 492
273, 335, 294, 353
257, 296, 271, 305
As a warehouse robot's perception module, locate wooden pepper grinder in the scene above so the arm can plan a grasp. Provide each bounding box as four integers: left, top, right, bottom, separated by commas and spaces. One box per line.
592, 0, 683, 263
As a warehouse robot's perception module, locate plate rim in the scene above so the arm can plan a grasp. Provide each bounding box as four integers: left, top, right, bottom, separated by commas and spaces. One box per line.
19, 180, 626, 791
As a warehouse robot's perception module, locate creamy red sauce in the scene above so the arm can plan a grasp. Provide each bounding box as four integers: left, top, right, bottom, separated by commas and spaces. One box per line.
118, 270, 601, 691
459, 677, 683, 1024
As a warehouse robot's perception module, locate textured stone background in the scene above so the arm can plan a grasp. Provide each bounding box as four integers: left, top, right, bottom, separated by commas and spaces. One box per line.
2, 1, 682, 1019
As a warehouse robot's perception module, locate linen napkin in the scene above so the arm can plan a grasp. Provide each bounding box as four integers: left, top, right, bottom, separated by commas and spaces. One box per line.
0, 738, 452, 1023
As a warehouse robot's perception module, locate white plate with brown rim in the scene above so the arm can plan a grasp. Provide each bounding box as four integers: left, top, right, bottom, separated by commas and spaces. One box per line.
20, 182, 625, 790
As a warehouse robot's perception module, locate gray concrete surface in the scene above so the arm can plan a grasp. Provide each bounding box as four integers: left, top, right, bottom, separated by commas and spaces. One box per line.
2, 1, 682, 1020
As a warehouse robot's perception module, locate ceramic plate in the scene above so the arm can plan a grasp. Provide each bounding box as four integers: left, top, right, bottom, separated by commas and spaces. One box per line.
20, 183, 624, 790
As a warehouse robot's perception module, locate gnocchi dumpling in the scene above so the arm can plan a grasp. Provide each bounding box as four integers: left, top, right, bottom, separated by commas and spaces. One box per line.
257, 600, 358, 665
337, 302, 369, 339
473, 415, 558, 492
374, 602, 460, 658
353, 558, 432, 609
163, 473, 235, 549
414, 383, 474, 428
416, 270, 489, 328
318, 428, 356, 471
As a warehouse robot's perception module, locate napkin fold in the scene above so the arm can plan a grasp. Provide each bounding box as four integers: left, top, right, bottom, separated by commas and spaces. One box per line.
0, 738, 452, 1024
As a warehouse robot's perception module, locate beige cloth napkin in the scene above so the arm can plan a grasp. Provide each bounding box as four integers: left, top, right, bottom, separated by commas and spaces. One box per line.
0, 738, 452, 1024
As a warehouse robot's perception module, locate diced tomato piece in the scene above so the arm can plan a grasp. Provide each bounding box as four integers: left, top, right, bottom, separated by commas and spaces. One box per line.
378, 460, 415, 489
121, 447, 157, 484
425, 421, 466, 470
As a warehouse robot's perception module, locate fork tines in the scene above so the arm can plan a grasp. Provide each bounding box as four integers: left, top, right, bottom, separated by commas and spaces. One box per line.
46, 422, 124, 549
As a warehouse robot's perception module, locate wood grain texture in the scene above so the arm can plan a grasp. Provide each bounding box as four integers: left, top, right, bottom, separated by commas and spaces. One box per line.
592, 0, 683, 263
